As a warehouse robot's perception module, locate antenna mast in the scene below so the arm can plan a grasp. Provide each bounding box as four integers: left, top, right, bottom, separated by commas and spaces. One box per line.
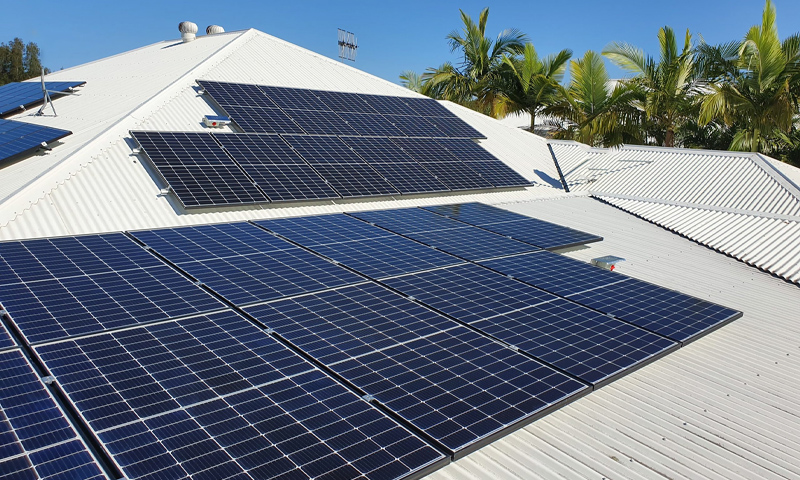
337, 28, 358, 62
36, 68, 80, 116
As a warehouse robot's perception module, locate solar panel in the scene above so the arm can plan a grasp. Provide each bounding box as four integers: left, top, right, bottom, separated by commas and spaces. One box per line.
0, 349, 105, 480
257, 213, 396, 247
481, 252, 743, 343
131, 222, 364, 306
339, 112, 406, 137
315, 90, 378, 114
260, 85, 332, 112
245, 283, 588, 454
359, 94, 418, 116
220, 105, 307, 134
0, 119, 71, 163
427, 117, 485, 139
0, 316, 14, 350
282, 135, 398, 197
385, 114, 444, 138
35, 311, 445, 480
349, 207, 538, 260
383, 263, 677, 384
341, 137, 449, 194
282, 109, 357, 135
391, 138, 493, 190
131, 131, 268, 208
437, 138, 528, 186
0, 233, 225, 344
198, 80, 277, 108
0, 81, 85, 116
213, 133, 339, 201
423, 203, 603, 249
403, 97, 457, 118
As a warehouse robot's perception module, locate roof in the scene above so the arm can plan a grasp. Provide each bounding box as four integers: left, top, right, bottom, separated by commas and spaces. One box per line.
549, 140, 800, 283
0, 25, 799, 480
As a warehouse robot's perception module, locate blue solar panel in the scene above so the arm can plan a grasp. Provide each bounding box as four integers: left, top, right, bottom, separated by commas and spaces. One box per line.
221, 105, 307, 134
260, 85, 332, 112
403, 97, 457, 118
385, 115, 444, 138
383, 263, 677, 384
339, 112, 406, 137
423, 203, 603, 249
0, 233, 224, 344
0, 119, 71, 163
131, 131, 269, 208
282, 135, 399, 197
0, 316, 14, 350
359, 94, 418, 116
260, 213, 463, 279
213, 133, 339, 201
245, 283, 588, 454
198, 80, 277, 108
0, 81, 84, 116
131, 222, 364, 306
482, 252, 743, 343
427, 117, 485, 139
341, 137, 449, 194
391, 138, 493, 191
315, 90, 378, 114
436, 139, 528, 186
349, 207, 538, 261
35, 311, 444, 479
283, 109, 357, 136
0, 349, 105, 480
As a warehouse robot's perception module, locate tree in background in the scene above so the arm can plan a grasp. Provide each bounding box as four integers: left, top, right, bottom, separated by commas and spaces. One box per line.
422, 8, 527, 116
496, 42, 572, 130
0, 38, 49, 86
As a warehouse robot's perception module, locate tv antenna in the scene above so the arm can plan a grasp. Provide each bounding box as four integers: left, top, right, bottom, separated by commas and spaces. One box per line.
338, 29, 358, 62
36, 68, 79, 116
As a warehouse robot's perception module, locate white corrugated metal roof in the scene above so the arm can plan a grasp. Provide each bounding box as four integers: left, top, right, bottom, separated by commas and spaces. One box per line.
430, 196, 800, 480
548, 141, 800, 284
0, 28, 564, 240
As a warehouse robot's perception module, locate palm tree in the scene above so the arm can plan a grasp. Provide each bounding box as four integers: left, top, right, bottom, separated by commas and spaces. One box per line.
698, 0, 800, 153
603, 27, 697, 147
422, 7, 527, 116
497, 42, 572, 130
547, 50, 642, 147
399, 70, 424, 94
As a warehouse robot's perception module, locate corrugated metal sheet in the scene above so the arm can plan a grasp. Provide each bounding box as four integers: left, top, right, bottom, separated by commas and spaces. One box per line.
431, 195, 800, 480
0, 29, 563, 240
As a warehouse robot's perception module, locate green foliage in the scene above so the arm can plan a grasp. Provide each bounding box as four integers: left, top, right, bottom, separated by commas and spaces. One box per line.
0, 38, 48, 86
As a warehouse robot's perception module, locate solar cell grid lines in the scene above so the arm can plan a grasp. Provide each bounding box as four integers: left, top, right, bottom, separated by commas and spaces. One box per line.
0, 81, 85, 116
0, 119, 72, 163
35, 311, 444, 480
426, 117, 484, 139
260, 85, 332, 112
213, 133, 338, 201
131, 222, 364, 306
436, 139, 529, 187
315, 90, 378, 114
197, 80, 277, 108
349, 207, 462, 235
245, 283, 588, 454
390, 139, 494, 191
131, 131, 268, 208
403, 97, 457, 118
385, 114, 444, 138
257, 213, 397, 247
220, 105, 306, 134
0, 350, 105, 480
339, 112, 406, 137
0, 233, 225, 344
283, 109, 357, 136
0, 318, 14, 350
423, 202, 531, 225
359, 94, 418, 116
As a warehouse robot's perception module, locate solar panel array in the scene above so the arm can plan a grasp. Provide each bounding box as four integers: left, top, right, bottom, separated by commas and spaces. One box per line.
0, 81, 85, 116
0, 119, 72, 164
423, 202, 604, 249
0, 203, 743, 479
199, 80, 484, 139
132, 130, 528, 207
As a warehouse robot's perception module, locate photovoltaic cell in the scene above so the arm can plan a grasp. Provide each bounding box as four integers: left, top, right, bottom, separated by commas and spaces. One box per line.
427, 117, 484, 139
131, 131, 268, 208
198, 80, 277, 109
339, 112, 406, 137
403, 97, 457, 118
260, 85, 332, 112
282, 110, 357, 136
0, 119, 71, 163
315, 90, 378, 114
385, 115, 443, 138
0, 81, 85, 116
340, 137, 449, 194
245, 283, 588, 454
383, 263, 677, 384
391, 138, 493, 191
349, 207, 463, 235
0, 350, 105, 480
35, 311, 444, 480
359, 94, 418, 116
282, 135, 398, 197
213, 133, 338, 201
0, 233, 224, 344
436, 139, 529, 186
257, 213, 397, 247
218, 105, 306, 134
423, 203, 603, 249
131, 222, 363, 306
0, 317, 13, 350
482, 252, 742, 343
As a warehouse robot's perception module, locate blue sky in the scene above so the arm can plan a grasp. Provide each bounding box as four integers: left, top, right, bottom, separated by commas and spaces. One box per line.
5, 1, 800, 83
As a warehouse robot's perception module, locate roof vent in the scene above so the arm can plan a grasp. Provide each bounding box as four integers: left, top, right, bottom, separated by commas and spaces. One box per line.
179, 21, 198, 43
206, 25, 224, 35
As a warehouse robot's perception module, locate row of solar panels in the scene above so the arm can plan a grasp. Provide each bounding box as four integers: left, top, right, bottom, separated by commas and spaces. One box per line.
199, 80, 483, 138
131, 131, 530, 208
0, 81, 85, 117
0, 203, 740, 480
